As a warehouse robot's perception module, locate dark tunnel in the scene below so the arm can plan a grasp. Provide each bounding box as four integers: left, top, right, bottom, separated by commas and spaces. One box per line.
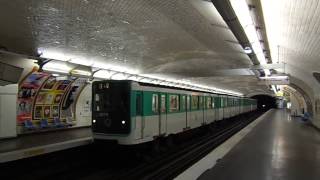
252, 95, 277, 111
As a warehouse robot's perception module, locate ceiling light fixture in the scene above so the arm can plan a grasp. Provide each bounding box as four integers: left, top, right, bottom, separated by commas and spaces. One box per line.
230, 0, 270, 77
244, 46, 252, 54
42, 61, 72, 74
259, 76, 289, 80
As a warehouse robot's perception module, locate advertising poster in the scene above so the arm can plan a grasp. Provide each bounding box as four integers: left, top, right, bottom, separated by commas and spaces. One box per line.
52, 106, 59, 118
18, 72, 81, 133
61, 78, 87, 120
53, 94, 63, 104
36, 92, 47, 104
43, 77, 57, 90
32, 77, 72, 122
56, 80, 70, 91
45, 93, 54, 104
34, 105, 43, 119
17, 72, 50, 124
43, 106, 51, 118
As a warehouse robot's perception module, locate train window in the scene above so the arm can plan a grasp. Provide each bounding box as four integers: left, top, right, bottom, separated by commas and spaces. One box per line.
187, 96, 190, 110
212, 98, 215, 109
199, 96, 203, 109
161, 95, 166, 113
152, 94, 159, 113
191, 95, 198, 110
136, 94, 142, 116
207, 97, 212, 109
169, 95, 179, 112
181, 95, 186, 111
95, 94, 100, 102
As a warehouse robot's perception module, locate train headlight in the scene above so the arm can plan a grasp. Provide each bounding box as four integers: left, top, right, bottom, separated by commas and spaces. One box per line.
93, 119, 96, 123
121, 120, 126, 125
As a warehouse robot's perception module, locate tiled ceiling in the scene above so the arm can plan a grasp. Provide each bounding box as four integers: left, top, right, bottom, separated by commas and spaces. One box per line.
261, 0, 320, 93
0, 0, 273, 95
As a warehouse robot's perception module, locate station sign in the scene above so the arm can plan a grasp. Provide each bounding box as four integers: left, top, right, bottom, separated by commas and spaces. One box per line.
258, 76, 290, 85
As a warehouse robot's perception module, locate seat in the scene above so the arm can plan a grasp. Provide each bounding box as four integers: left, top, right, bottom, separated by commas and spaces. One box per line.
40, 119, 50, 128
53, 117, 65, 128
24, 119, 36, 130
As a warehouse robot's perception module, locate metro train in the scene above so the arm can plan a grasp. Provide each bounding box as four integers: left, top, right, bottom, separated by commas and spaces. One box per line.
91, 80, 257, 145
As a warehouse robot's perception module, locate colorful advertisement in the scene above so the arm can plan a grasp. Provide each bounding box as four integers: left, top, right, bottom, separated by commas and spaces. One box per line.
17, 71, 88, 134
17, 72, 50, 124
61, 78, 88, 121
33, 79, 71, 120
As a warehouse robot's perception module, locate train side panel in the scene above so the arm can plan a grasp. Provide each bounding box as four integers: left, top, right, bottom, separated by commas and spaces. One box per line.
92, 80, 258, 145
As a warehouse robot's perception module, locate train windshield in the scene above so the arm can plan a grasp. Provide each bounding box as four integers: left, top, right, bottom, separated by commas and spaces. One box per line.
92, 80, 131, 134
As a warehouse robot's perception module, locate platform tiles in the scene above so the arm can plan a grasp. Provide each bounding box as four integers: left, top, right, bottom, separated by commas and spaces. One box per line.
175, 109, 273, 180
0, 128, 93, 163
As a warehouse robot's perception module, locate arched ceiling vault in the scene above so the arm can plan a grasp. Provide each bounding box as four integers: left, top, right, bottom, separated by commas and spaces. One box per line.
0, 0, 274, 96
261, 0, 320, 100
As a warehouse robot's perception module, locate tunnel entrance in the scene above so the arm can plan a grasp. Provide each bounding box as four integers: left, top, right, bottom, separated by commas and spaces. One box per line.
252, 95, 277, 111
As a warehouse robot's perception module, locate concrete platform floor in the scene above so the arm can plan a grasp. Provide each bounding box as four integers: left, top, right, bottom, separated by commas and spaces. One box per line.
198, 109, 320, 180
0, 127, 92, 162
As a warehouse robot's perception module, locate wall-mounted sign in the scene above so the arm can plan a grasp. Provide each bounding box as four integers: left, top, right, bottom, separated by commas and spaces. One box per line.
258, 79, 290, 85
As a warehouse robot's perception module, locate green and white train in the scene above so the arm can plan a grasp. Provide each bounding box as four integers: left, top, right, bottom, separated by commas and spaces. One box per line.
92, 80, 257, 145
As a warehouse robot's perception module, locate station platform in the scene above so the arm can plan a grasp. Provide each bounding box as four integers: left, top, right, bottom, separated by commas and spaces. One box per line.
178, 109, 320, 180
0, 127, 92, 163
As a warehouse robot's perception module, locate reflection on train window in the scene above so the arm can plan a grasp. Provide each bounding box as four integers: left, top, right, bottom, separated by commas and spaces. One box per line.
207, 97, 212, 109
212, 98, 215, 108
191, 95, 198, 110
95, 94, 100, 101
161, 95, 166, 113
169, 95, 179, 112
152, 94, 159, 113
136, 94, 142, 116
181, 95, 186, 111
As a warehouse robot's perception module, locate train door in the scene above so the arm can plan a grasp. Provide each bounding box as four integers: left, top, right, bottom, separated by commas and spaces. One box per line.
186, 95, 191, 129
212, 97, 216, 122
135, 91, 144, 139
222, 97, 225, 119
204, 96, 208, 124
214, 96, 219, 120
180, 95, 187, 130
159, 93, 167, 135
221, 97, 224, 119
199, 96, 204, 125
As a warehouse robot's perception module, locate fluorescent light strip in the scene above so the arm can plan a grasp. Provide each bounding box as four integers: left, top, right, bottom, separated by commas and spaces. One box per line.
259, 76, 288, 80
229, 0, 268, 66
42, 61, 72, 73
230, 0, 270, 77
39, 50, 243, 96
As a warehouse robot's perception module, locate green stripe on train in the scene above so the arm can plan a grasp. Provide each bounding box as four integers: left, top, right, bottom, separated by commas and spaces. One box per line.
129, 90, 250, 117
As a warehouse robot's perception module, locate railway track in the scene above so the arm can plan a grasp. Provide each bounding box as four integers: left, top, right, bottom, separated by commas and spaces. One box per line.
110, 111, 263, 180
0, 110, 265, 180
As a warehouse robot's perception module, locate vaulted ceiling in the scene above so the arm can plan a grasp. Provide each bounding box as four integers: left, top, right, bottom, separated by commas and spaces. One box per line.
261, 0, 320, 98
0, 0, 275, 95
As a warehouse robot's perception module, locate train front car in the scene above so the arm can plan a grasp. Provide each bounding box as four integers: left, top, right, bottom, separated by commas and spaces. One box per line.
92, 80, 132, 144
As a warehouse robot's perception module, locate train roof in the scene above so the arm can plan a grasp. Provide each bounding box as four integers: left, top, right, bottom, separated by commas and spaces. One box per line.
94, 80, 254, 99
